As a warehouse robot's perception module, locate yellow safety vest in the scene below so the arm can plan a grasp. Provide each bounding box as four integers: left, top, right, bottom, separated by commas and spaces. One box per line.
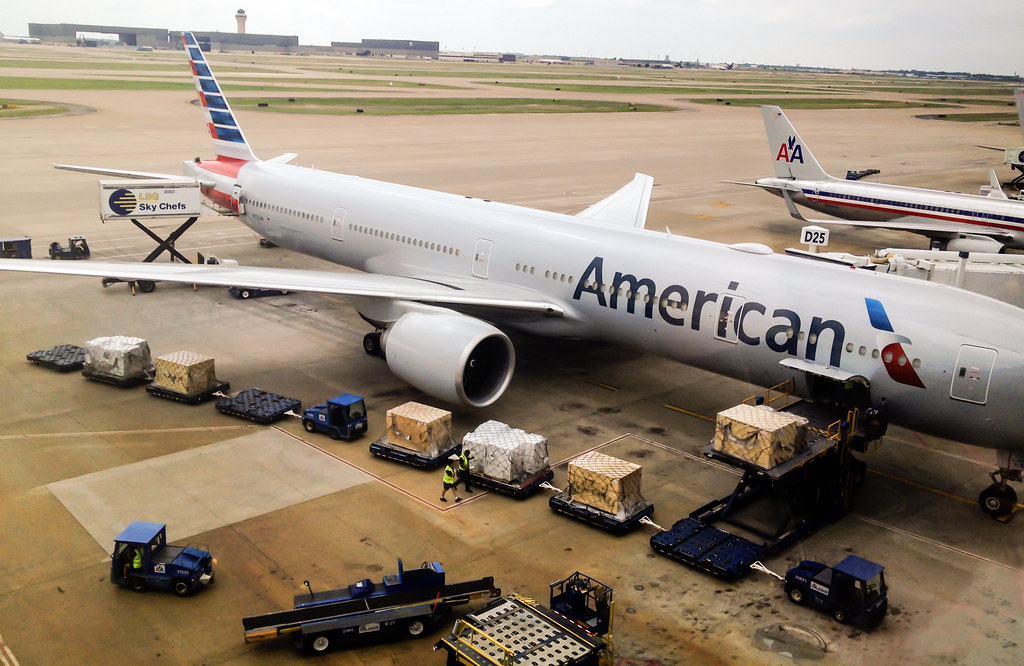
132, 549, 142, 569
459, 452, 469, 471
443, 464, 455, 484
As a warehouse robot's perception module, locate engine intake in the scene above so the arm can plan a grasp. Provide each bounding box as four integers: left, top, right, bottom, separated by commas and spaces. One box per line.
381, 312, 515, 408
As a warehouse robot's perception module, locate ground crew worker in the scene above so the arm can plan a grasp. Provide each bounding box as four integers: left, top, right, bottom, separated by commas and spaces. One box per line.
456, 449, 473, 493
440, 455, 462, 503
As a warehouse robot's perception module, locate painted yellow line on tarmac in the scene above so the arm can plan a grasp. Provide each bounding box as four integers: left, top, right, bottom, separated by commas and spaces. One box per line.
578, 377, 618, 391
663, 403, 715, 422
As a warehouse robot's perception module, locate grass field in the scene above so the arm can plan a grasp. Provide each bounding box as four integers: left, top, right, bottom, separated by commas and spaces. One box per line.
0, 98, 69, 118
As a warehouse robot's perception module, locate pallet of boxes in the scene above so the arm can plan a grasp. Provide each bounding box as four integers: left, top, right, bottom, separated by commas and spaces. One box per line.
146, 351, 229, 404
549, 450, 654, 533
369, 401, 460, 469
709, 403, 809, 471
461, 420, 554, 498
81, 336, 155, 387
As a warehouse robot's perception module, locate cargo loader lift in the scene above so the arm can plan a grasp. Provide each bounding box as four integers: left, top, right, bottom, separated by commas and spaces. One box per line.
652, 391, 870, 580
243, 559, 499, 655
434, 571, 613, 666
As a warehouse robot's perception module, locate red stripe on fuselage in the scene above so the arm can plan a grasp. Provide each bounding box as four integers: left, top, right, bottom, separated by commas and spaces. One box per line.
805, 194, 1023, 234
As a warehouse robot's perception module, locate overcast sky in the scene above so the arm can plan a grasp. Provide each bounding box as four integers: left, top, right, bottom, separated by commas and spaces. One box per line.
4, 1, 1022, 75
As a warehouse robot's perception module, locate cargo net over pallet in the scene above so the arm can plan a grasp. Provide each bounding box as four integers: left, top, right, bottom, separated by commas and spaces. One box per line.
82, 335, 155, 387
463, 420, 549, 484
146, 351, 229, 403
712, 403, 809, 469
550, 450, 654, 532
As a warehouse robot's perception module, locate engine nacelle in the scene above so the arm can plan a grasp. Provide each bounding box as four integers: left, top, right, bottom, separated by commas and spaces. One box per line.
943, 234, 1005, 254
381, 312, 515, 408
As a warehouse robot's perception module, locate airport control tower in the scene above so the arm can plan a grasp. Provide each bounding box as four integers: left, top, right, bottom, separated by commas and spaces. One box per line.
235, 9, 246, 34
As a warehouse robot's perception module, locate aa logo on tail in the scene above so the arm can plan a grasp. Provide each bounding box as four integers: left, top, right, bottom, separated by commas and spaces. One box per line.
775, 136, 804, 164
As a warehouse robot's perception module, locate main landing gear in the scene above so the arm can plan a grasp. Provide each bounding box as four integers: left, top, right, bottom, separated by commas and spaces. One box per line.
363, 331, 383, 358
979, 468, 1020, 519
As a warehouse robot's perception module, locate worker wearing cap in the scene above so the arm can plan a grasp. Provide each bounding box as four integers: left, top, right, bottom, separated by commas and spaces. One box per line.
457, 449, 473, 493
440, 455, 462, 503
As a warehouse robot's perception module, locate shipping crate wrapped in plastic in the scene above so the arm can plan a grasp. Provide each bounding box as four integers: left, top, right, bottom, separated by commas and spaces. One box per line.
385, 402, 452, 457
567, 451, 646, 518
153, 351, 218, 395
713, 403, 808, 469
462, 420, 549, 483
82, 336, 154, 381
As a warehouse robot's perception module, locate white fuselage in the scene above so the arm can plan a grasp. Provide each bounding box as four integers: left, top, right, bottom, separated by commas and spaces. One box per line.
208, 160, 1024, 450
758, 175, 1024, 247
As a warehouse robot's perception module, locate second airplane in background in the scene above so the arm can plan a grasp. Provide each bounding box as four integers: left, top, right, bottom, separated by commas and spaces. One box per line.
734, 105, 1024, 252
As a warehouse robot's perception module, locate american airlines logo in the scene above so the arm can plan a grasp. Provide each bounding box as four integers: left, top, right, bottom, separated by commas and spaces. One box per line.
864, 298, 925, 388
775, 135, 804, 164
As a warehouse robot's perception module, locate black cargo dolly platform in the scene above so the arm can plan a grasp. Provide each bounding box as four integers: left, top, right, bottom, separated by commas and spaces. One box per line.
27, 344, 86, 372
549, 491, 654, 534
368, 438, 461, 470
472, 468, 555, 499
652, 399, 869, 579
216, 388, 300, 424
147, 380, 230, 405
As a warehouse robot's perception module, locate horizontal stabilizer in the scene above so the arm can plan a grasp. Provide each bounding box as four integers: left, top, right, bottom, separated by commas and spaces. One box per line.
267, 153, 298, 164
576, 173, 653, 229
53, 163, 184, 180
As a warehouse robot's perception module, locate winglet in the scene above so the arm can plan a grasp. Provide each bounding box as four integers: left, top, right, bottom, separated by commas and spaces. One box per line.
575, 173, 654, 229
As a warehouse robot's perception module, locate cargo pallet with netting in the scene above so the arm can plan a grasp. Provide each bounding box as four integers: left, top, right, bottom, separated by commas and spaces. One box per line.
215, 388, 301, 424
462, 420, 553, 498
370, 401, 461, 469
652, 382, 873, 579
146, 350, 229, 404
548, 450, 654, 534
26, 344, 86, 372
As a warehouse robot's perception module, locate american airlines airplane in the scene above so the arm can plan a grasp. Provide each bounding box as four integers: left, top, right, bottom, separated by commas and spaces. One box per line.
734, 105, 1024, 253
2, 34, 1024, 517
0, 31, 40, 44
976, 88, 1024, 189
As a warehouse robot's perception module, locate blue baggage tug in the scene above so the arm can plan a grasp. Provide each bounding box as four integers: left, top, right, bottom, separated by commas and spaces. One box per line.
302, 393, 368, 440
110, 522, 214, 596
784, 554, 888, 627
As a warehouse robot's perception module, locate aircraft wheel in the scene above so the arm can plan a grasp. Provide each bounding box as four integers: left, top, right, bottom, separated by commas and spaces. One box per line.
786, 586, 805, 605
363, 332, 382, 357
406, 619, 425, 636
979, 483, 1017, 518
138, 280, 156, 293
303, 419, 316, 433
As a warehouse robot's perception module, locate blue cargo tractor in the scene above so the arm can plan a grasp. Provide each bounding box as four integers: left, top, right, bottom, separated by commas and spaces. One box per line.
784, 554, 887, 627
302, 393, 368, 440
110, 522, 214, 597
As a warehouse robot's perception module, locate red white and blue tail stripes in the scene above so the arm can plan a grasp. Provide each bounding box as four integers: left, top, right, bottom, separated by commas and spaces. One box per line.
182, 32, 257, 163
865, 298, 925, 389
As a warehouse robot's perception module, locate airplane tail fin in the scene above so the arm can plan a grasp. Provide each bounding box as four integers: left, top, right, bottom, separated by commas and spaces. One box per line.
182, 32, 258, 163
761, 105, 831, 181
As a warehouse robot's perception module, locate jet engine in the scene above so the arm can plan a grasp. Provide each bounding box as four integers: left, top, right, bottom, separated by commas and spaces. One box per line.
381, 312, 515, 408
944, 234, 1005, 253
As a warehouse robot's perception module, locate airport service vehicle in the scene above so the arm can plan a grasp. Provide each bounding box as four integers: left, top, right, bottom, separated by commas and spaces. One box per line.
7, 33, 1024, 517
228, 285, 288, 299
302, 393, 368, 440
110, 522, 214, 596
784, 554, 887, 627
0, 237, 31, 259
434, 571, 612, 665
736, 105, 1024, 253
242, 559, 499, 654
48, 236, 90, 260
977, 88, 1024, 188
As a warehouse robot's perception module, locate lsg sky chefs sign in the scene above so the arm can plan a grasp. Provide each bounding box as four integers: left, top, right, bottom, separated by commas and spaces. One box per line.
99, 179, 202, 221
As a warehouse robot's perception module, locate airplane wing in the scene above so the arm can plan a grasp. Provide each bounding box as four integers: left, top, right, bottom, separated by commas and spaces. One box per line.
975, 144, 1006, 152
0, 259, 565, 315
575, 173, 653, 229
53, 163, 192, 181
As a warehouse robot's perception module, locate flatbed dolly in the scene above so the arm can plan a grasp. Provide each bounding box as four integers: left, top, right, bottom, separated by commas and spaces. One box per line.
27, 344, 86, 372
471, 468, 555, 499
82, 369, 153, 388
242, 559, 499, 655
651, 397, 869, 580
369, 437, 461, 470
549, 491, 654, 534
434, 571, 612, 666
215, 388, 300, 424
146, 380, 230, 405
